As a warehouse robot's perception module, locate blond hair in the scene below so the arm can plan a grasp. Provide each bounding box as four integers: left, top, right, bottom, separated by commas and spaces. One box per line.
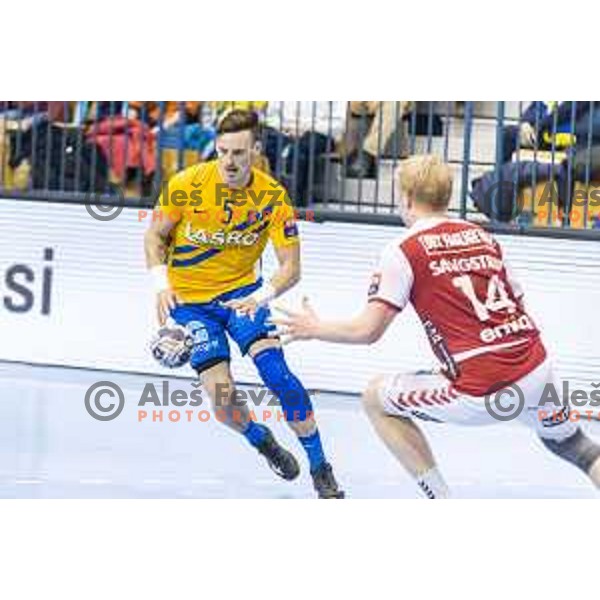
397, 154, 453, 209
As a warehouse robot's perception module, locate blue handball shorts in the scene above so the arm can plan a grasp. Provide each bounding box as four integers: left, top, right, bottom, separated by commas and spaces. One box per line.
170, 280, 276, 372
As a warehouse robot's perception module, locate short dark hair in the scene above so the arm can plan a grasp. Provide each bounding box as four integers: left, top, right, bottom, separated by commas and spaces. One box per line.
216, 109, 259, 140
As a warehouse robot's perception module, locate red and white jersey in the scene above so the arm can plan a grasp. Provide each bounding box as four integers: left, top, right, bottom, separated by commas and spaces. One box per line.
368, 216, 547, 396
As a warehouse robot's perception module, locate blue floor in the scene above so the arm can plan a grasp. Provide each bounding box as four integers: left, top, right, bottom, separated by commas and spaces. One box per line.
1, 362, 598, 499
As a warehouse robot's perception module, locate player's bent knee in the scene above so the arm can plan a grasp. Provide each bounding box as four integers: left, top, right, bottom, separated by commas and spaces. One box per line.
541, 429, 600, 475
252, 346, 313, 422
199, 361, 235, 406
288, 418, 316, 437
362, 375, 388, 415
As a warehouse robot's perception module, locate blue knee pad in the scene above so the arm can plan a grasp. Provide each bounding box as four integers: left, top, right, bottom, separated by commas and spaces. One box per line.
253, 348, 313, 422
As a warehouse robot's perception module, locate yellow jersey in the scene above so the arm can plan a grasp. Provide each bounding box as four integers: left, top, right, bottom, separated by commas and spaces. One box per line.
157, 160, 299, 303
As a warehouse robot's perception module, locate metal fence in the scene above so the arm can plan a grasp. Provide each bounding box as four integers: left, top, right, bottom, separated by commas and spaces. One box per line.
1, 101, 599, 237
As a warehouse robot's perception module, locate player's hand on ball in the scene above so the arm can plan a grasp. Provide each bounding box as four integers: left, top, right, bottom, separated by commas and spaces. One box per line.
271, 297, 320, 344
150, 323, 193, 369
222, 297, 259, 319
156, 290, 179, 325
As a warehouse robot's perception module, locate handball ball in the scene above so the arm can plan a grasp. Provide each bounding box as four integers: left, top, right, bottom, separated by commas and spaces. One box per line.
150, 324, 193, 369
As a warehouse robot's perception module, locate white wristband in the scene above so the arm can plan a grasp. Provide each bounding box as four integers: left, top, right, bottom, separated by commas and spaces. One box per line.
150, 265, 170, 293
250, 283, 277, 307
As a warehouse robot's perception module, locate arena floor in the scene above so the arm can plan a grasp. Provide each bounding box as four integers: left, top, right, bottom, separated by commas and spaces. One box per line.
1, 362, 598, 499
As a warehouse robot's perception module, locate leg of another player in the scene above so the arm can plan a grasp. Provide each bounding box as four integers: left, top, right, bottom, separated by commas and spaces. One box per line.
199, 361, 300, 481
539, 427, 600, 490
363, 376, 450, 499
249, 339, 344, 498
589, 457, 600, 487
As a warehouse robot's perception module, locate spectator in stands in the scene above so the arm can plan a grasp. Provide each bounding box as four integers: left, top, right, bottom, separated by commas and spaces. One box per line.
204, 102, 345, 205
5, 101, 112, 194
84, 101, 156, 195
146, 102, 216, 180
500, 101, 583, 163
261, 101, 345, 205
344, 101, 414, 178
473, 102, 591, 224
0, 102, 53, 189
0, 101, 63, 123
263, 101, 345, 139
560, 102, 600, 227
129, 101, 204, 131
571, 102, 600, 182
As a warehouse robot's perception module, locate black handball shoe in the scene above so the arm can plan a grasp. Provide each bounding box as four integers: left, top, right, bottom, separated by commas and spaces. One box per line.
311, 462, 345, 499
256, 427, 300, 481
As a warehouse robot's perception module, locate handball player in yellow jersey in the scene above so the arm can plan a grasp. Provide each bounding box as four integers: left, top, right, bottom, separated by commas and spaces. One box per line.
144, 110, 343, 498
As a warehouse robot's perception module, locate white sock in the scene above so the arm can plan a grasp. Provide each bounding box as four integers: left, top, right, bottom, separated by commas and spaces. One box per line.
416, 467, 450, 499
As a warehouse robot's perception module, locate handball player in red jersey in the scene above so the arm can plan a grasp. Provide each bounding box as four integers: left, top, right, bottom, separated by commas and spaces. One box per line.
273, 155, 600, 498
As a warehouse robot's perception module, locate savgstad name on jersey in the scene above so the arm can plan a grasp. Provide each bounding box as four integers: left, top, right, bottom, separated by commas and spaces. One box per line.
428, 254, 504, 277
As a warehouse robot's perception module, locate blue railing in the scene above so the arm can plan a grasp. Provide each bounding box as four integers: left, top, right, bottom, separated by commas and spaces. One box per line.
1, 101, 599, 236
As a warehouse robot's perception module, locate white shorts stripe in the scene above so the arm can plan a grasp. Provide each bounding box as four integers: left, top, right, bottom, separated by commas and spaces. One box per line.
377, 359, 578, 442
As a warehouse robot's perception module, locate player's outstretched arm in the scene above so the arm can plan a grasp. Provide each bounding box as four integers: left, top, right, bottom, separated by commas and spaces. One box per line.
144, 217, 179, 325
270, 243, 301, 295
271, 298, 398, 345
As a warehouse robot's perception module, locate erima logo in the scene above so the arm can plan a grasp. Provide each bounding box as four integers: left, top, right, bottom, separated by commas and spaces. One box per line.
479, 315, 535, 344
368, 273, 381, 297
